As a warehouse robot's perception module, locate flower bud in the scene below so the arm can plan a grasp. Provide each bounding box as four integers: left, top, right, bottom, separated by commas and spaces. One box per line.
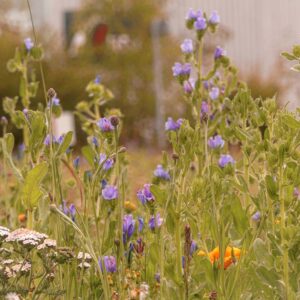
1, 116, 8, 126
118, 146, 127, 153
47, 88, 56, 99
18, 213, 27, 223
110, 115, 119, 127
172, 153, 179, 161
209, 291, 217, 300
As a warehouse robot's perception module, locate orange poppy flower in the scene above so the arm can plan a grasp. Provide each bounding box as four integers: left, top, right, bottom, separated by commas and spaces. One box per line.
198, 246, 241, 269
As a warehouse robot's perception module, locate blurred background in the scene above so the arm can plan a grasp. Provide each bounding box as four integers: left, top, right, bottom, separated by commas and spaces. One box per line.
1, 0, 300, 151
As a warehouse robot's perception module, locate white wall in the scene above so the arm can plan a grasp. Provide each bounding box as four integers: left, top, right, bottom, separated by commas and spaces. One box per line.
165, 0, 300, 107
165, 0, 300, 77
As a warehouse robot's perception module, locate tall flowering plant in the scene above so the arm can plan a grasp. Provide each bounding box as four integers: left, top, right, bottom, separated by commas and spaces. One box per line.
1, 6, 300, 300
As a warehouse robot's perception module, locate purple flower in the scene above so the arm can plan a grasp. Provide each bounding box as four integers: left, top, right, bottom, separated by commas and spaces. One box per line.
155, 273, 160, 283
209, 87, 220, 100
194, 17, 207, 31
138, 217, 144, 232
137, 184, 155, 205
99, 153, 114, 171
92, 136, 99, 147
214, 46, 226, 59
100, 256, 117, 273
149, 213, 163, 230
97, 118, 114, 132
18, 143, 25, 153
183, 78, 195, 94
60, 201, 76, 221
1, 116, 7, 122
101, 179, 107, 188
165, 117, 183, 131
190, 241, 198, 256
201, 101, 209, 115
94, 75, 101, 84
172, 62, 192, 77
252, 211, 261, 222
73, 156, 80, 169
69, 204, 76, 221
218, 154, 235, 168
208, 135, 225, 149
180, 39, 193, 54
209, 11, 220, 25
60, 200, 69, 215
24, 38, 34, 51
23, 108, 29, 117
57, 135, 64, 144
123, 214, 135, 243
154, 164, 170, 180
102, 185, 118, 200
44, 135, 51, 146
48, 97, 60, 107
203, 80, 211, 90
186, 8, 202, 21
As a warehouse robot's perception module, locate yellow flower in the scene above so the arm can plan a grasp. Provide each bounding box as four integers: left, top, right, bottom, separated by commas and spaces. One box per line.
124, 201, 137, 212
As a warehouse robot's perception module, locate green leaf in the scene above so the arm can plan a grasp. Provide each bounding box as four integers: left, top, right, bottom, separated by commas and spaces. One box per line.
29, 112, 47, 161
150, 185, 167, 206
291, 64, 300, 72
3, 97, 18, 115
234, 127, 251, 142
281, 52, 296, 61
22, 162, 48, 209
81, 145, 95, 167
253, 238, 273, 268
4, 133, 14, 154
19, 77, 26, 98
230, 196, 248, 236
56, 131, 73, 156
292, 45, 300, 58
6, 59, 17, 72
255, 266, 280, 289
281, 114, 300, 129
31, 46, 44, 60
265, 175, 278, 200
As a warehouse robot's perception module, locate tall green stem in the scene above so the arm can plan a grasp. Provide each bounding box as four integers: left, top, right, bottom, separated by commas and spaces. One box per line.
279, 166, 289, 299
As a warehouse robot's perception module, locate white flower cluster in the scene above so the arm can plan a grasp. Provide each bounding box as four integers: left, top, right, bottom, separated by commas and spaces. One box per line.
5, 293, 20, 300
0, 260, 31, 278
37, 238, 57, 250
77, 251, 92, 269
0, 226, 10, 241
139, 283, 150, 300
5, 228, 48, 248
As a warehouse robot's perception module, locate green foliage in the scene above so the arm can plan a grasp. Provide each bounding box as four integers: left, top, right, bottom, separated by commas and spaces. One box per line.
2, 5, 300, 300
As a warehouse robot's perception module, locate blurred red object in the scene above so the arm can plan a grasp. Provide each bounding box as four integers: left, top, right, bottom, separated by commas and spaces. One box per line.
92, 24, 108, 46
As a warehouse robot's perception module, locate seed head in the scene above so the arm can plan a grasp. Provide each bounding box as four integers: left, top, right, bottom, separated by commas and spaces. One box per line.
110, 115, 119, 127
47, 88, 56, 99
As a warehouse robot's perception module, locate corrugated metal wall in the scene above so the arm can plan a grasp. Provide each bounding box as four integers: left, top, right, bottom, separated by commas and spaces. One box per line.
165, 0, 300, 78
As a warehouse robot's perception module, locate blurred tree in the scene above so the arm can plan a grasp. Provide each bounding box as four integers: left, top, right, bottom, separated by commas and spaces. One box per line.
69, 0, 179, 145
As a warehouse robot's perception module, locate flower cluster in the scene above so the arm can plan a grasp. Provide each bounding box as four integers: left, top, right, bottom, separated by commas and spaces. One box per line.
165, 117, 183, 131
99, 153, 114, 170
5, 228, 48, 249
97, 117, 115, 132
154, 164, 170, 180
137, 184, 155, 204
